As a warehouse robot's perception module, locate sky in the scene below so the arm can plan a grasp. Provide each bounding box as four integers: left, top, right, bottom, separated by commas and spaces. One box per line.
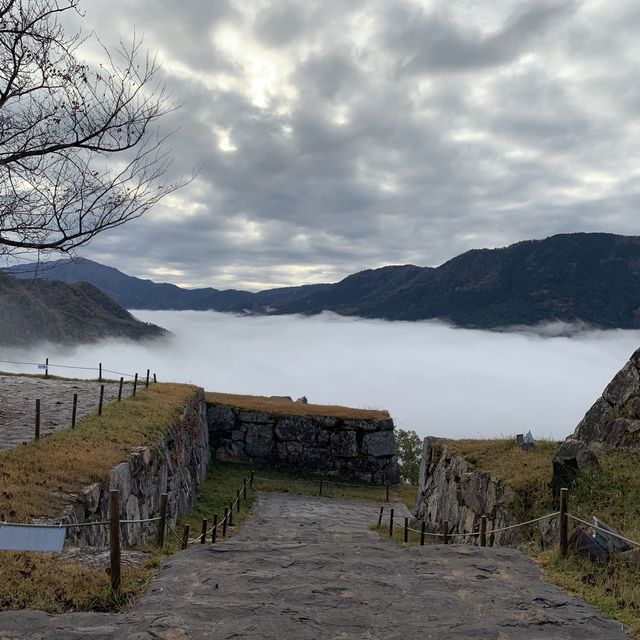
64, 0, 640, 290
3, 311, 639, 439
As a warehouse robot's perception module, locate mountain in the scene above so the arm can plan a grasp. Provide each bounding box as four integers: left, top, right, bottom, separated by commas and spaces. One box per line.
6, 258, 330, 312
0, 273, 166, 346
278, 233, 640, 328
6, 232, 640, 329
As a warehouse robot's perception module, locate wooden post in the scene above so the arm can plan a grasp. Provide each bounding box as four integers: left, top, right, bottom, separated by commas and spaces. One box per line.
200, 519, 207, 544
443, 520, 449, 544
236, 489, 241, 514
319, 477, 323, 496
560, 487, 569, 558
133, 373, 138, 396
109, 490, 121, 593
71, 393, 78, 428
35, 399, 40, 441
389, 508, 394, 536
386, 483, 389, 502
243, 477, 247, 499
181, 525, 190, 550
378, 507, 384, 527
211, 513, 218, 544
98, 384, 105, 416
420, 521, 426, 546
156, 493, 168, 548
146, 369, 150, 388
404, 517, 409, 543
118, 377, 123, 401
99, 362, 102, 382
480, 516, 487, 547
250, 470, 255, 489
222, 506, 228, 537
228, 501, 233, 527
45, 357, 49, 378
153, 373, 157, 383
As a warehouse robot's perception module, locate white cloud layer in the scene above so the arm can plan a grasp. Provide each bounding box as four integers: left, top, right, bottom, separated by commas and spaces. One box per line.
49, 0, 640, 289
3, 312, 639, 440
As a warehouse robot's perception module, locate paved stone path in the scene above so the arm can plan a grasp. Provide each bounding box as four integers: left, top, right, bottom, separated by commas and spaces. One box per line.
0, 493, 630, 639
0, 375, 131, 451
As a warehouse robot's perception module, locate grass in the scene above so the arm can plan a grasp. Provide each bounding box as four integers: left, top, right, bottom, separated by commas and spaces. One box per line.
0, 382, 197, 520
205, 391, 389, 420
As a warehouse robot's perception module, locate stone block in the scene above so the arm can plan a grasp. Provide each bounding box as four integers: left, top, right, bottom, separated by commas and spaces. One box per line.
245, 424, 274, 458
313, 416, 338, 429
362, 430, 395, 457
238, 410, 272, 424
330, 431, 359, 458
317, 429, 331, 446
207, 404, 236, 428
275, 416, 317, 442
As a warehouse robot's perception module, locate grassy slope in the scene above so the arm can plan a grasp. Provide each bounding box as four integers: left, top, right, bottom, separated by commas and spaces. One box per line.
205, 391, 389, 419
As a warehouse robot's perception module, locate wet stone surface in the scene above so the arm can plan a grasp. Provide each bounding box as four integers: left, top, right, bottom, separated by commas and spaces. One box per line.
0, 493, 630, 639
0, 375, 131, 451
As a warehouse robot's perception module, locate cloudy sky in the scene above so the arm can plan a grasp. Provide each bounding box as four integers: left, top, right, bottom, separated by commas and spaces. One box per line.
69, 0, 640, 290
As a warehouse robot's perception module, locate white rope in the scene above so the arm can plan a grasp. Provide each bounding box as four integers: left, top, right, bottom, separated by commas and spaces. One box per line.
489, 512, 560, 535
567, 514, 640, 549
120, 516, 162, 524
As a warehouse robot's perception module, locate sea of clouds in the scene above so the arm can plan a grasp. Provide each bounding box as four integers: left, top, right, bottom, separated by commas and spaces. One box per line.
3, 310, 639, 441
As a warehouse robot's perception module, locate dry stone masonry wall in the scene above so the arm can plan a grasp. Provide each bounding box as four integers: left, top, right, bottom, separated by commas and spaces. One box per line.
207, 403, 399, 484
53, 388, 210, 548
414, 437, 519, 546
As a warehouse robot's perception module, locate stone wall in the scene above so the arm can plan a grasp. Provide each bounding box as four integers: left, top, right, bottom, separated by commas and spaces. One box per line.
207, 403, 399, 484
52, 388, 210, 548
414, 437, 519, 546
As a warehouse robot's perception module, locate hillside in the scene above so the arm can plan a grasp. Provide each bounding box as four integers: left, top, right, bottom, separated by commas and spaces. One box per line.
0, 273, 166, 346
6, 258, 330, 311
278, 233, 640, 328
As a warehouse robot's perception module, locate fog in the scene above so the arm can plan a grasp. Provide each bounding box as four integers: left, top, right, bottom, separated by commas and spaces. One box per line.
3, 310, 639, 441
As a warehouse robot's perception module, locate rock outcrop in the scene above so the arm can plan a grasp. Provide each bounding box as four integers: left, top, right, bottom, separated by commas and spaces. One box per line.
207, 403, 399, 484
48, 388, 210, 547
414, 437, 520, 546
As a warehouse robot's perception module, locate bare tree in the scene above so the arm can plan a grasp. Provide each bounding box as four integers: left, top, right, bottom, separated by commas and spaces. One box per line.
0, 0, 183, 260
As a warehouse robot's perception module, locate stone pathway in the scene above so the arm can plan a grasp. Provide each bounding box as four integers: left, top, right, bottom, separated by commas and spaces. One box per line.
0, 375, 131, 451
0, 493, 630, 639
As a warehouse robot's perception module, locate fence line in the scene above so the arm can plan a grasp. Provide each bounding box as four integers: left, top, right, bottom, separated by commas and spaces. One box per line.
0, 358, 144, 380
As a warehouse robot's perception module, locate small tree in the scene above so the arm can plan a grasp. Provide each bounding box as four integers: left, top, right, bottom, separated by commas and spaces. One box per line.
395, 428, 422, 485
0, 0, 182, 259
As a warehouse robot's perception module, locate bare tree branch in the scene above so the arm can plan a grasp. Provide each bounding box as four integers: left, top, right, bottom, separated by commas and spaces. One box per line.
0, 0, 186, 258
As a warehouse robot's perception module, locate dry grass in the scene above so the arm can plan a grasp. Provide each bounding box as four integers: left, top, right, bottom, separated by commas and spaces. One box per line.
205, 391, 389, 419
445, 438, 559, 516
0, 382, 197, 520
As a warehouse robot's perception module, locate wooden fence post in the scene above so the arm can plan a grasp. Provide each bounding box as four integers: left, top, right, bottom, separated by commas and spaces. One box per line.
250, 470, 254, 489
71, 393, 78, 428
389, 508, 394, 536
145, 369, 150, 388
319, 477, 323, 496
153, 373, 157, 383
228, 501, 233, 527
109, 489, 121, 593
480, 516, 487, 547
404, 517, 409, 543
222, 506, 228, 537
182, 525, 190, 550
156, 493, 168, 548
35, 399, 40, 441
386, 483, 389, 502
420, 521, 426, 546
560, 487, 569, 558
243, 477, 247, 499
443, 520, 449, 544
45, 357, 49, 378
118, 377, 123, 401
236, 489, 241, 514
99, 362, 102, 382
200, 519, 207, 544
378, 507, 384, 527
133, 373, 138, 396
98, 384, 105, 416
211, 513, 218, 544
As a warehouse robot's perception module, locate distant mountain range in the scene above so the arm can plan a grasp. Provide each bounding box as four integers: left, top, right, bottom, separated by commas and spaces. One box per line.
0, 274, 166, 346
6, 232, 640, 329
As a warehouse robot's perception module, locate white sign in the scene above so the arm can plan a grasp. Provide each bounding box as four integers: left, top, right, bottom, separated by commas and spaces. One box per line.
0, 524, 65, 552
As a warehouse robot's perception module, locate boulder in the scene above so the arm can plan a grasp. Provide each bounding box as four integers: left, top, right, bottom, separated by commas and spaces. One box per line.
295, 396, 308, 404
275, 416, 317, 443
603, 362, 640, 406
362, 430, 395, 457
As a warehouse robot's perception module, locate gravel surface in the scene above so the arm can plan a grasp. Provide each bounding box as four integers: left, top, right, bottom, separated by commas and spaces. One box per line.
0, 375, 132, 451
0, 492, 630, 639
